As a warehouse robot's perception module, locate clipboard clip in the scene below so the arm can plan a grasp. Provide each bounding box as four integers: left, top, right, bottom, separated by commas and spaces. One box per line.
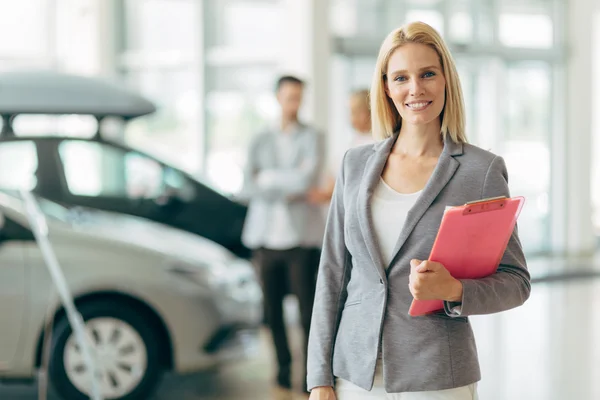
463, 196, 507, 215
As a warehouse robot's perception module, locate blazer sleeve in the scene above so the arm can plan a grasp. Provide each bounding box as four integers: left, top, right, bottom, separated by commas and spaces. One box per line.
444, 155, 531, 317
306, 151, 351, 390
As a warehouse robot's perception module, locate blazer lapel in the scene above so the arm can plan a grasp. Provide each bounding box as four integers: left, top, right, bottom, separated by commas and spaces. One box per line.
356, 135, 397, 282
387, 139, 463, 269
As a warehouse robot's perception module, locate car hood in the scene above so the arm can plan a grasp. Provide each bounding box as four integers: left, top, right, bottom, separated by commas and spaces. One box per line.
67, 208, 236, 265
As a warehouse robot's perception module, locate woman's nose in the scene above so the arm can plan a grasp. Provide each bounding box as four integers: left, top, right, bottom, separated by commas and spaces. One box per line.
409, 79, 424, 96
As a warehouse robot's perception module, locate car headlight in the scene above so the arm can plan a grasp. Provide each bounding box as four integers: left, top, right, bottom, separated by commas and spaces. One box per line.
166, 257, 260, 301
224, 259, 262, 300
167, 260, 229, 289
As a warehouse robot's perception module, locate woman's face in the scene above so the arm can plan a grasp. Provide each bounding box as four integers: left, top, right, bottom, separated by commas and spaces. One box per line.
385, 43, 446, 128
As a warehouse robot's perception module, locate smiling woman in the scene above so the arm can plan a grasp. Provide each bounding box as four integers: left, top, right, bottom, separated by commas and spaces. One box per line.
307, 21, 530, 400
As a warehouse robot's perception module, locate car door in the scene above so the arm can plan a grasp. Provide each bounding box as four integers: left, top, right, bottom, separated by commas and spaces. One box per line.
55, 139, 162, 220
0, 141, 37, 370
0, 214, 31, 371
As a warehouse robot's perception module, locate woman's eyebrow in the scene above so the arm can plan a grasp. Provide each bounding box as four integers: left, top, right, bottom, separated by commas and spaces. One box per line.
388, 65, 441, 75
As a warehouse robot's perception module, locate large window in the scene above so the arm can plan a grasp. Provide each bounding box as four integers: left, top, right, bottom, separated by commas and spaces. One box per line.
124, 0, 197, 54
0, 1, 50, 60
119, 0, 203, 175
330, 0, 562, 254
0, 0, 103, 143
54, 0, 101, 74
203, 0, 282, 194
501, 62, 552, 252
122, 69, 202, 173
0, 0, 101, 73
204, 66, 278, 194
119, 0, 283, 195
497, 0, 555, 49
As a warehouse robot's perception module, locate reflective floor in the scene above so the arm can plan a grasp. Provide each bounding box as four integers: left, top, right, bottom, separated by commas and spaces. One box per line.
3, 256, 600, 400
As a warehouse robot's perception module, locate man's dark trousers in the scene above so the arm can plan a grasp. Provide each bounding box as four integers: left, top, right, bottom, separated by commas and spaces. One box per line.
255, 247, 317, 390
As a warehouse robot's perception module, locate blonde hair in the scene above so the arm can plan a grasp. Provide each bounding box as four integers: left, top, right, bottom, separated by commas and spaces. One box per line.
370, 21, 467, 143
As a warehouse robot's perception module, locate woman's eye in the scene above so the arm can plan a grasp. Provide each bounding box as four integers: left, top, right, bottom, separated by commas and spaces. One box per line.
394, 76, 407, 82
423, 71, 436, 78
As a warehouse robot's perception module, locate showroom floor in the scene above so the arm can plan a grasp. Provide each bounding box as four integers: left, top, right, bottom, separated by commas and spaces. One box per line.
3, 256, 600, 400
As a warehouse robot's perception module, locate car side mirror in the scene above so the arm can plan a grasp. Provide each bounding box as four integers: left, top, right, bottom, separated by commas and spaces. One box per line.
155, 188, 184, 209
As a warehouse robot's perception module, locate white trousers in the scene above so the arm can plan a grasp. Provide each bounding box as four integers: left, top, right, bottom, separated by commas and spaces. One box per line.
336, 360, 478, 400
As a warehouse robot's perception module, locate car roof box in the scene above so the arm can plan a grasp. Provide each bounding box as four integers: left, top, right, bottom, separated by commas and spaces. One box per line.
0, 70, 156, 119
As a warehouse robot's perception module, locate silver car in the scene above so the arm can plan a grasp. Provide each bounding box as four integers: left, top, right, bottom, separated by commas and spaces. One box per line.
0, 191, 262, 399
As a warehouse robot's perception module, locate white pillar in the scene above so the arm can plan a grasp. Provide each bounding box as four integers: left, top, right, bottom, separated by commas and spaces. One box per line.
591, 2, 600, 250
561, 0, 596, 255
279, 0, 331, 134
97, 0, 119, 78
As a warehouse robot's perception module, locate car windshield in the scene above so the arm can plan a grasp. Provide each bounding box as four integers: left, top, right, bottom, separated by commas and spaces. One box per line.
0, 189, 72, 223
36, 197, 73, 222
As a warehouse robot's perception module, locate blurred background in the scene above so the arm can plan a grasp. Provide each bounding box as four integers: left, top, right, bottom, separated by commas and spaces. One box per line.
0, 0, 599, 399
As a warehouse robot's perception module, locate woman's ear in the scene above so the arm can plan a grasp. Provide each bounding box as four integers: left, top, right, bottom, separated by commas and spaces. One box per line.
383, 77, 390, 97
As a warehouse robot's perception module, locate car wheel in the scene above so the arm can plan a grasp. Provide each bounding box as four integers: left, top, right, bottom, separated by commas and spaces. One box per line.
49, 300, 162, 400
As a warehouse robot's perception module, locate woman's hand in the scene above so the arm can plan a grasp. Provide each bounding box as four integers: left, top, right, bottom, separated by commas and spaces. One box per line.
408, 259, 463, 302
309, 386, 336, 400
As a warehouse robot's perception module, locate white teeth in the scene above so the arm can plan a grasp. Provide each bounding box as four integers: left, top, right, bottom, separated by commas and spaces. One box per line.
406, 102, 430, 109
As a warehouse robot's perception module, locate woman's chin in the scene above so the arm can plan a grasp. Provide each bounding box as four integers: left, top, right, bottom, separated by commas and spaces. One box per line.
402, 116, 438, 127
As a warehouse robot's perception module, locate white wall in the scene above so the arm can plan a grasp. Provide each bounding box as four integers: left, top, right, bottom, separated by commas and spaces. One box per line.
561, 0, 596, 255
592, 0, 600, 241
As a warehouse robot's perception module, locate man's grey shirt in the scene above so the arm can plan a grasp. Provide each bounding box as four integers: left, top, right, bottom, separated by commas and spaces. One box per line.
239, 122, 325, 249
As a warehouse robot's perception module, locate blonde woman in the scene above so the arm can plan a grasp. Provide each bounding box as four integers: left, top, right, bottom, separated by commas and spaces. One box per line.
307, 22, 530, 400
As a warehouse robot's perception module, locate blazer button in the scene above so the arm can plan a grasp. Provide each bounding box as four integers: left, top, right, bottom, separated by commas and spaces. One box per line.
379, 278, 384, 284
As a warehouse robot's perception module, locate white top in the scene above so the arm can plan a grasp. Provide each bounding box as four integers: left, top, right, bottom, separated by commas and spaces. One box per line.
261, 132, 300, 250
371, 178, 422, 267
372, 179, 464, 319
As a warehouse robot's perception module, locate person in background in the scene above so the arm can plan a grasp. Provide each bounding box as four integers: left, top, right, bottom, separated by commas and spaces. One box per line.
307, 89, 375, 205
348, 88, 376, 148
239, 75, 325, 394
307, 21, 530, 399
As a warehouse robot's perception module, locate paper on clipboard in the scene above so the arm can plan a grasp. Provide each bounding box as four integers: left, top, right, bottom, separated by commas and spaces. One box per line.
409, 196, 525, 317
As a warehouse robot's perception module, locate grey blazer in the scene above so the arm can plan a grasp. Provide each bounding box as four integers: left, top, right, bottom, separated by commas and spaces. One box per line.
307, 133, 531, 393
239, 123, 325, 249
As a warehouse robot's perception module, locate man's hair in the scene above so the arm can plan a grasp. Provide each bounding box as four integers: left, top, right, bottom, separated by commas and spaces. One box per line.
275, 75, 305, 92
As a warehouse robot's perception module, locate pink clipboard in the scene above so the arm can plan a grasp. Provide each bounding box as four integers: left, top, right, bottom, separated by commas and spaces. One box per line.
408, 196, 525, 317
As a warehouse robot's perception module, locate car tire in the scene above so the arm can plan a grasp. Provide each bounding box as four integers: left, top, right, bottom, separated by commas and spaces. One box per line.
49, 300, 163, 400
